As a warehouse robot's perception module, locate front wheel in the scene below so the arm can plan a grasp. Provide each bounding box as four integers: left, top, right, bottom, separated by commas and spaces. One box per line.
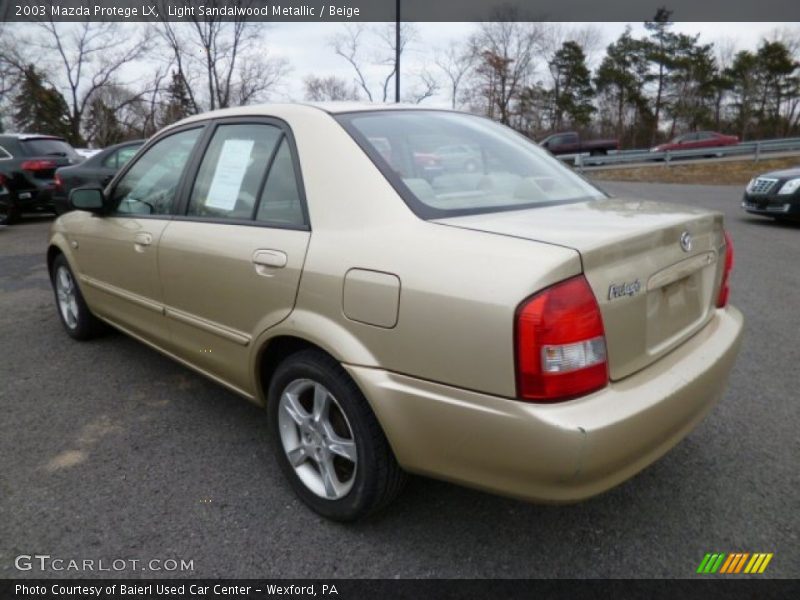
50, 254, 106, 340
267, 349, 406, 521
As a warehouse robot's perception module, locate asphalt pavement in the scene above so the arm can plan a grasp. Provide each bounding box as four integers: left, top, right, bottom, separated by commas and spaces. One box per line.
0, 184, 798, 579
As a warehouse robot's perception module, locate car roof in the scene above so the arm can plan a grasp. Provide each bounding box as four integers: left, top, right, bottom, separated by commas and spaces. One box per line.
0, 133, 66, 141
167, 102, 457, 131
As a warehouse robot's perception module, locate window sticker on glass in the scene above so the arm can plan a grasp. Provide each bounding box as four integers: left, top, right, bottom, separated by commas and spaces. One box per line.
205, 139, 255, 210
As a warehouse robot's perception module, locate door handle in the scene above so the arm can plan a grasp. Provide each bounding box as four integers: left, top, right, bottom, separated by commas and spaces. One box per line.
253, 250, 287, 270
134, 232, 153, 249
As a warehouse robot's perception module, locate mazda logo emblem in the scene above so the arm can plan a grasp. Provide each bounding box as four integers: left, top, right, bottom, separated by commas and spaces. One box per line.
680, 231, 693, 252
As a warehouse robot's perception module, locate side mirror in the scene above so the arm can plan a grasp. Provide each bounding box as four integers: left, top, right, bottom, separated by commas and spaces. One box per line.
69, 187, 105, 214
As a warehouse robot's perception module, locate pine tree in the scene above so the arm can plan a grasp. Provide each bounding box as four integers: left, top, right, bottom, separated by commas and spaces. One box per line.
594, 28, 654, 147
160, 71, 194, 127
12, 65, 71, 139
548, 41, 595, 129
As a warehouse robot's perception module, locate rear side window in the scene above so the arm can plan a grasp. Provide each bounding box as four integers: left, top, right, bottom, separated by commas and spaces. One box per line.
104, 145, 142, 169
0, 145, 11, 159
255, 139, 305, 227
188, 124, 282, 220
337, 111, 605, 219
21, 138, 79, 159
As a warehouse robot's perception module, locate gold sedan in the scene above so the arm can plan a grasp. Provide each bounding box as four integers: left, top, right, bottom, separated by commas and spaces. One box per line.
48, 104, 743, 520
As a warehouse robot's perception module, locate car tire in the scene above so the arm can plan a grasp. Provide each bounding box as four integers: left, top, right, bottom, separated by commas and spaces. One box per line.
267, 349, 406, 521
50, 254, 106, 340
0, 207, 20, 225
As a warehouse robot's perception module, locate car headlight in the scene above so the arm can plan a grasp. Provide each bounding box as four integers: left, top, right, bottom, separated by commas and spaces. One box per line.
778, 178, 800, 195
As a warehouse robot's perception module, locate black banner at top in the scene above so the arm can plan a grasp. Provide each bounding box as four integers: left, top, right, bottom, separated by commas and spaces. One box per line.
2, 0, 800, 22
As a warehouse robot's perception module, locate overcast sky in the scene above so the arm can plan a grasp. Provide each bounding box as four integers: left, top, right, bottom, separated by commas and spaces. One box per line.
236, 22, 800, 105
6, 21, 799, 108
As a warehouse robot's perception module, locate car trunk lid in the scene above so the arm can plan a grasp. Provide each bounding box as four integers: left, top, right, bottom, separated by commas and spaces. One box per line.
435, 197, 726, 381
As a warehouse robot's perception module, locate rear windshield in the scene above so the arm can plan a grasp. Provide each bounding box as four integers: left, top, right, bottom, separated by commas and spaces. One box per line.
336, 110, 605, 219
21, 138, 79, 159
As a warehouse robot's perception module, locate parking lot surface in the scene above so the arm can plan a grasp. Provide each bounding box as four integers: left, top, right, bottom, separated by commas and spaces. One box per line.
1, 182, 798, 578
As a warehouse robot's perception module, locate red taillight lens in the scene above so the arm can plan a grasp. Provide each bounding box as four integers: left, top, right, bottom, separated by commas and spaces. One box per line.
716, 230, 734, 308
54, 173, 63, 191
21, 159, 56, 171
515, 275, 609, 402
0, 173, 6, 187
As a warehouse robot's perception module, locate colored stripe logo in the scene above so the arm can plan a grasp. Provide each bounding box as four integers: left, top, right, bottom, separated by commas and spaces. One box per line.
696, 552, 773, 574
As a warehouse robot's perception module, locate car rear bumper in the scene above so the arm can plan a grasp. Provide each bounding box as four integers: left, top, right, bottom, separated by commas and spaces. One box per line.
346, 305, 744, 503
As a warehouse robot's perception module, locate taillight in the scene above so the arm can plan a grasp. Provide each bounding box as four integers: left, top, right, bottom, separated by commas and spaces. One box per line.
515, 275, 609, 402
54, 173, 63, 192
21, 159, 56, 172
716, 230, 734, 308
0, 173, 6, 187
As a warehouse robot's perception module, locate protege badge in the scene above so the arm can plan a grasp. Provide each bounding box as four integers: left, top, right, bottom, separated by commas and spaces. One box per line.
608, 279, 641, 300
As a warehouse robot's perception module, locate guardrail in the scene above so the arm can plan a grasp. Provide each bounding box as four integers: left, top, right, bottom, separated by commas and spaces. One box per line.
561, 137, 800, 171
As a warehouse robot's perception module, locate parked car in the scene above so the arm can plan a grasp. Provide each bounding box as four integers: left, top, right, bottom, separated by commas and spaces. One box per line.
742, 167, 800, 222
539, 132, 619, 156
0, 133, 82, 224
48, 104, 743, 521
75, 148, 103, 159
432, 143, 483, 172
651, 131, 739, 154
54, 140, 145, 215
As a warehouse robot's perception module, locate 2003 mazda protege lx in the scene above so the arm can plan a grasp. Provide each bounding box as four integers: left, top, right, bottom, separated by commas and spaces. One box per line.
48, 104, 744, 520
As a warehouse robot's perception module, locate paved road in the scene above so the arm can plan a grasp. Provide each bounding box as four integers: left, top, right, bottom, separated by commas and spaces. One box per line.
1, 185, 798, 579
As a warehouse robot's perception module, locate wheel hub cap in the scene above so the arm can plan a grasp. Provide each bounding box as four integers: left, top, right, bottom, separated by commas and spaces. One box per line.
277, 379, 357, 500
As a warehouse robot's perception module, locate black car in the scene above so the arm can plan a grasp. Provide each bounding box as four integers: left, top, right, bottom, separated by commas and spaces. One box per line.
742, 168, 800, 222
0, 134, 83, 224
53, 139, 145, 215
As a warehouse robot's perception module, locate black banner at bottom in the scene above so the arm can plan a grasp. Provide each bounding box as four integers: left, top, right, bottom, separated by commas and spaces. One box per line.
2, 579, 799, 600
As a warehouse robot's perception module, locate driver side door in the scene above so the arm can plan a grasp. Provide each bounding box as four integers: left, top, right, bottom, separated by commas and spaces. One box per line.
69, 125, 205, 345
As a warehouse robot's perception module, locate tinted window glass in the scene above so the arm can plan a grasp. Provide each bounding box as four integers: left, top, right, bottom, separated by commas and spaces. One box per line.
0, 145, 11, 159
188, 124, 281, 220
104, 145, 142, 169
112, 128, 201, 215
21, 138, 79, 159
338, 111, 604, 218
255, 138, 305, 227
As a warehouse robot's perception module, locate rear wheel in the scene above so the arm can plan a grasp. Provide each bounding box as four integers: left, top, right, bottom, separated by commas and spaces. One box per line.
267, 349, 406, 521
50, 254, 106, 340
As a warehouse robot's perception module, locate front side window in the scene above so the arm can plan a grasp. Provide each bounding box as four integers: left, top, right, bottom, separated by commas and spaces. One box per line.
188, 124, 282, 220
337, 111, 605, 219
111, 128, 201, 215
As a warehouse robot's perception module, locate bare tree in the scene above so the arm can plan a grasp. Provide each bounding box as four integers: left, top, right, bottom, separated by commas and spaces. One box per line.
404, 68, 439, 104
470, 18, 546, 124
31, 19, 149, 144
434, 40, 477, 109
304, 75, 360, 102
154, 0, 290, 112
330, 23, 418, 103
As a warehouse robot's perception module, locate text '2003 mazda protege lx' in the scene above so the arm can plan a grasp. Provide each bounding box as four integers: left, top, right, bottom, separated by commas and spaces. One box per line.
48, 104, 744, 520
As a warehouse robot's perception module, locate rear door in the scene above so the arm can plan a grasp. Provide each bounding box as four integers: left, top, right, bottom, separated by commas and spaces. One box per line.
157, 119, 311, 394
68, 126, 205, 345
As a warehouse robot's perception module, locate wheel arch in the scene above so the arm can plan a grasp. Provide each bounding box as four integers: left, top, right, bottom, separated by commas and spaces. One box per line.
251, 313, 380, 408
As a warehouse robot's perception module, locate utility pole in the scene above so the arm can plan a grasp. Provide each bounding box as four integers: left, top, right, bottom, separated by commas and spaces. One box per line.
395, 0, 400, 103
